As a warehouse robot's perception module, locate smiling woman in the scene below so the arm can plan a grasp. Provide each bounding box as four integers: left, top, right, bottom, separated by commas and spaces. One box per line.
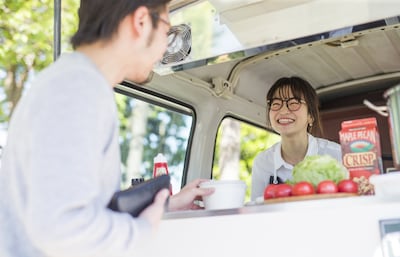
251, 76, 343, 200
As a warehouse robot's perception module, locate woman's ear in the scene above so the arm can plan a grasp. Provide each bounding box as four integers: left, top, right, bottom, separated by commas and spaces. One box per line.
307, 115, 314, 125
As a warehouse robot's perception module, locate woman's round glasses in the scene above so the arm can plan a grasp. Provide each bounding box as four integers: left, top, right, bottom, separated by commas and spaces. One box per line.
267, 97, 306, 111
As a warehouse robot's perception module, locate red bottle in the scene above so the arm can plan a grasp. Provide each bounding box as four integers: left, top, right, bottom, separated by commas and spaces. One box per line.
153, 153, 169, 177
153, 153, 172, 194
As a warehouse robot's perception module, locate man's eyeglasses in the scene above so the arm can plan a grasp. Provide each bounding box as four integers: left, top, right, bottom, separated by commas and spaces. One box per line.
150, 12, 177, 47
151, 12, 171, 27
267, 97, 306, 111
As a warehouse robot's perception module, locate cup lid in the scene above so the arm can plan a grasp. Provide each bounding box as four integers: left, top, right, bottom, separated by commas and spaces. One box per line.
199, 180, 246, 187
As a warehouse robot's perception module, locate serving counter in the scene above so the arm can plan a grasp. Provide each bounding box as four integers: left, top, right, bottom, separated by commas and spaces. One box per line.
134, 196, 400, 257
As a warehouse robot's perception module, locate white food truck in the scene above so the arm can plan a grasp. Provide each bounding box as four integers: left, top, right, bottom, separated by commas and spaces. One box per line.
63, 1, 400, 256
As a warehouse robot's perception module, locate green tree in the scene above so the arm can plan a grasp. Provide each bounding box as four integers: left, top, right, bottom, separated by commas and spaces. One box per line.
116, 94, 191, 187
0, 0, 78, 122
213, 118, 281, 201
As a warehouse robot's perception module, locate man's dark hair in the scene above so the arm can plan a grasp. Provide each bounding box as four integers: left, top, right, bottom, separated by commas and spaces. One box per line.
71, 0, 171, 49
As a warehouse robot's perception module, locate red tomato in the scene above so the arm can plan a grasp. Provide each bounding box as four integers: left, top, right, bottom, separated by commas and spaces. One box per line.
275, 184, 292, 198
317, 180, 338, 194
338, 179, 358, 193
264, 184, 279, 199
292, 181, 315, 196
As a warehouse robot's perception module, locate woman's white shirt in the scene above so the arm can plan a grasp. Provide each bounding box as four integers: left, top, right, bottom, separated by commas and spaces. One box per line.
251, 134, 342, 201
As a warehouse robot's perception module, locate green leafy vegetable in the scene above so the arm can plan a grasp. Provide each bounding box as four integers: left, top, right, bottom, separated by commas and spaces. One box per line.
288, 155, 349, 187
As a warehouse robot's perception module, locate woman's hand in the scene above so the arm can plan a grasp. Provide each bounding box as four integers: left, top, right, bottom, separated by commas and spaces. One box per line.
168, 179, 215, 211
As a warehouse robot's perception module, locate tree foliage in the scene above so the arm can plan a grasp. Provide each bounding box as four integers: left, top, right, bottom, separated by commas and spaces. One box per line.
0, 0, 78, 122
213, 118, 281, 201
116, 93, 191, 186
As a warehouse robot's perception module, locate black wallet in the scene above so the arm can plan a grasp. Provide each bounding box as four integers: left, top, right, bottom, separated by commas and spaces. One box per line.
108, 174, 170, 217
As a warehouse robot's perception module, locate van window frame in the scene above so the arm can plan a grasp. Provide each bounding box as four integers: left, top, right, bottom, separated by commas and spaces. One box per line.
115, 81, 197, 189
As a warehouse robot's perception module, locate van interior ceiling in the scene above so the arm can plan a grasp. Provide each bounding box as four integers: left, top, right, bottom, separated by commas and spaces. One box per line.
155, 1, 400, 171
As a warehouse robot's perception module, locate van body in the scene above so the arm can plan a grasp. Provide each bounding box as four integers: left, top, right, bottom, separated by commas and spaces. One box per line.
113, 1, 400, 256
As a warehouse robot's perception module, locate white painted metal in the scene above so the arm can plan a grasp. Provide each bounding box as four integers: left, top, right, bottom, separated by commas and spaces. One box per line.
134, 197, 400, 257
210, 0, 400, 48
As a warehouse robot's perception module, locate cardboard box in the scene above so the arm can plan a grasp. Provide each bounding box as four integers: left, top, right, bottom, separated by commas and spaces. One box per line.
339, 117, 383, 179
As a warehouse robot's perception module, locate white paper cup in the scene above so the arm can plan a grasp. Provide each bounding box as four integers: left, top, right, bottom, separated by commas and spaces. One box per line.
199, 180, 246, 210
369, 172, 400, 200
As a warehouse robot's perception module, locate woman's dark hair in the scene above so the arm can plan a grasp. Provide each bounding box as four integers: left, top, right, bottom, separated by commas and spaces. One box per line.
70, 0, 171, 49
266, 76, 323, 136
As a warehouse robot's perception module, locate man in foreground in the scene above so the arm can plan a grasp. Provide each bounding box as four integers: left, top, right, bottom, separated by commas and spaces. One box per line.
0, 1, 213, 256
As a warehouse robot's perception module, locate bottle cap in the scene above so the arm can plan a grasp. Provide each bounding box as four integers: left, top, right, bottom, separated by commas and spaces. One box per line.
131, 178, 144, 186
154, 153, 167, 163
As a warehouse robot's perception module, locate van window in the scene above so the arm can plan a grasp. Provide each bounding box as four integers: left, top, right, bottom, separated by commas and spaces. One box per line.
212, 117, 281, 201
115, 85, 194, 194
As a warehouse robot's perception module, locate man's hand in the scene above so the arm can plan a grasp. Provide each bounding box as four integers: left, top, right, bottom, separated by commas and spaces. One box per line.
168, 179, 215, 211
138, 188, 169, 232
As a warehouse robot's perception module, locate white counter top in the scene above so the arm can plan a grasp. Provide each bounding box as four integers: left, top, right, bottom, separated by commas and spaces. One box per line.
135, 196, 400, 257
164, 194, 378, 219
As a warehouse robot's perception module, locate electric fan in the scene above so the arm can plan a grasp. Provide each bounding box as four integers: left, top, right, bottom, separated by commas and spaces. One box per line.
161, 24, 192, 64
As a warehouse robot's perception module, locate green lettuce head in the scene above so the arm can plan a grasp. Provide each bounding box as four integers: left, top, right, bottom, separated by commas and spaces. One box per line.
289, 155, 349, 187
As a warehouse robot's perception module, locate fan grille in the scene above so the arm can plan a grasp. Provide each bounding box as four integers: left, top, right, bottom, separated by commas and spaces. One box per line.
161, 24, 191, 64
